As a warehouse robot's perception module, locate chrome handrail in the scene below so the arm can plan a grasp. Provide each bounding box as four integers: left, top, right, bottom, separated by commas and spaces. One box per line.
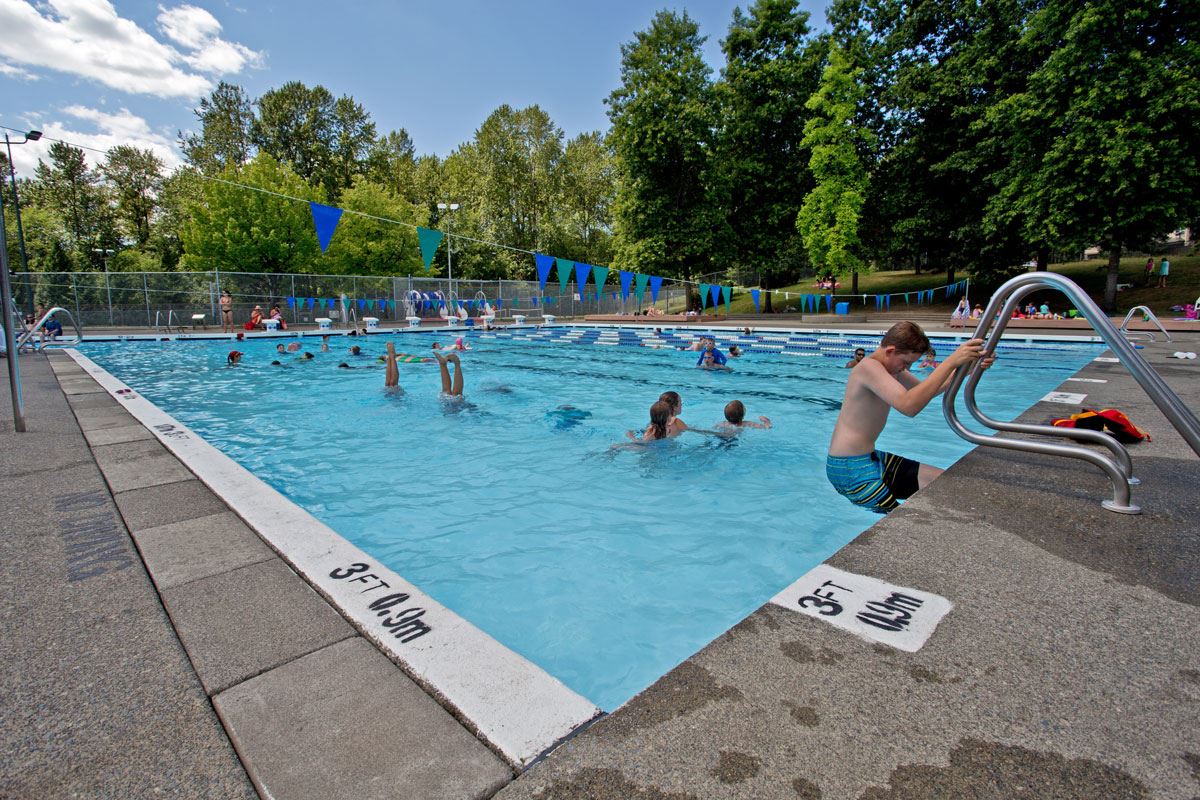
944, 272, 1200, 514
1119, 306, 1172, 343
154, 309, 182, 332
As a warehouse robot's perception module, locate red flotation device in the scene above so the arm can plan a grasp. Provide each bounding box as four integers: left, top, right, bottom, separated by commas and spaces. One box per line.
1051, 408, 1151, 444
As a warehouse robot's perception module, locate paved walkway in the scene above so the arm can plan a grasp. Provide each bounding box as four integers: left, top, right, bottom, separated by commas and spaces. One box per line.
2, 327, 1197, 799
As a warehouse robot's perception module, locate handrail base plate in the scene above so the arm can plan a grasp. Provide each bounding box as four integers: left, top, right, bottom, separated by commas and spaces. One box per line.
1101, 499, 1142, 515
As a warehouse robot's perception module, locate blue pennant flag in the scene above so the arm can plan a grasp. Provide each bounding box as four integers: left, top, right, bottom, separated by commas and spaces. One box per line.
574, 263, 590, 293
309, 202, 344, 253
357, 299, 366, 311
495, 299, 502, 308
710, 285, 722, 310
286, 296, 295, 308
306, 297, 315, 310
326, 298, 335, 310
535, 253, 554, 290
532, 296, 539, 306
752, 289, 760, 312
619, 270, 634, 299
648, 275, 662, 302
886, 295, 891, 309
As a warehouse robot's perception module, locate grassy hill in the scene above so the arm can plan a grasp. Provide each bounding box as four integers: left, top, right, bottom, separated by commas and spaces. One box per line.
718, 253, 1199, 317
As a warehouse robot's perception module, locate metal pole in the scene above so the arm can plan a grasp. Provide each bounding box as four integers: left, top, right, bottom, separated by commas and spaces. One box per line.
104, 268, 113, 326
291, 274, 297, 327
4, 133, 34, 316
0, 190, 26, 432
447, 213, 453, 299
143, 273, 151, 327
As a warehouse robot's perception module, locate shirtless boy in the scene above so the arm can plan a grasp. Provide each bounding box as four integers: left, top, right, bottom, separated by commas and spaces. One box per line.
826, 321, 992, 513
717, 400, 771, 432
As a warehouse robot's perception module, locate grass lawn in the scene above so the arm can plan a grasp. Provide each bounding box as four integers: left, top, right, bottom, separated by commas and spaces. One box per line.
718, 253, 1199, 317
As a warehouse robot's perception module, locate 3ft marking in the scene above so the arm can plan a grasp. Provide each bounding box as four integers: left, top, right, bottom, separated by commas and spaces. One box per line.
329, 562, 433, 643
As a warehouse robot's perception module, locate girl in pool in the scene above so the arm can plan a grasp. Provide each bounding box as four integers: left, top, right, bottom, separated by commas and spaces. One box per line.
917, 349, 938, 370
640, 400, 674, 441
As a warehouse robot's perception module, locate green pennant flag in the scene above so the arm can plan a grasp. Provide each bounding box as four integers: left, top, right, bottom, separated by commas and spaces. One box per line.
417, 227, 444, 271
592, 266, 609, 294
722, 285, 732, 311
634, 273, 650, 302
556, 258, 572, 295
699, 283, 711, 309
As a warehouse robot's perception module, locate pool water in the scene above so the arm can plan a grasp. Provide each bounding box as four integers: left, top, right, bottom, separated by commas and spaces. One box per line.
80, 328, 1102, 710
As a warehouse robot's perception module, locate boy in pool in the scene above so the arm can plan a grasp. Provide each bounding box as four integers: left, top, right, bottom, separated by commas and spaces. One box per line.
717, 400, 771, 432
827, 321, 993, 513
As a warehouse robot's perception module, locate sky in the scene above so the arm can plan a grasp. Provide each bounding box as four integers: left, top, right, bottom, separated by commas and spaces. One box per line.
0, 0, 828, 179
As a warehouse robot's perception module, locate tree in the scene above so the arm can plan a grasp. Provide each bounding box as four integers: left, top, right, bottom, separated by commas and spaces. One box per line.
554, 132, 616, 265
252, 81, 376, 201
30, 142, 118, 269
797, 45, 873, 281
180, 81, 255, 174
101, 146, 164, 247
365, 129, 418, 201
321, 178, 426, 276
606, 11, 725, 280
715, 0, 826, 307
180, 153, 321, 273
986, 0, 1200, 309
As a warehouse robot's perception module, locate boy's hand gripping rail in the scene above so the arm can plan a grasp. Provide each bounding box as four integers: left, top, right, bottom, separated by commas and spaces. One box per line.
943, 272, 1200, 514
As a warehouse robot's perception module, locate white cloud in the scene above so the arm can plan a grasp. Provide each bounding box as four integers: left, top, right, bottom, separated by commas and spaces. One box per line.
5, 106, 184, 178
0, 0, 262, 100
0, 61, 39, 80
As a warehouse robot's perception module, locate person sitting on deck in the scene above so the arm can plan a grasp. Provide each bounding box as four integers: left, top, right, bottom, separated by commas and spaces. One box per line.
245, 306, 263, 330
269, 304, 287, 330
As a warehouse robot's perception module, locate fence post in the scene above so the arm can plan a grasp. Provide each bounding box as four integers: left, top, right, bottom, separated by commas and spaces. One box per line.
213, 269, 221, 322
105, 271, 114, 326
291, 275, 297, 327
143, 273, 151, 327
72, 274, 80, 326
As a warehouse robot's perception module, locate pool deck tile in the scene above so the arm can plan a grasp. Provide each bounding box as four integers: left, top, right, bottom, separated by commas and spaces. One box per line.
83, 421, 155, 446
0, 354, 256, 799
160, 557, 357, 695
113, 477, 234, 531
65, 390, 121, 410
214, 637, 513, 800
56, 377, 110, 395
90, 437, 197, 492
133, 511, 278, 591
72, 404, 138, 431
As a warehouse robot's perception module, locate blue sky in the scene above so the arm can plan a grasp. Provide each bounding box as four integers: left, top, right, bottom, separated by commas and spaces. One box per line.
0, 0, 827, 178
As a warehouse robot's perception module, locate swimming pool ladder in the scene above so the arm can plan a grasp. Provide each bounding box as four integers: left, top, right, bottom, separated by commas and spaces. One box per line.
15, 306, 84, 350
943, 272, 1200, 514
155, 309, 182, 333
1118, 306, 1172, 343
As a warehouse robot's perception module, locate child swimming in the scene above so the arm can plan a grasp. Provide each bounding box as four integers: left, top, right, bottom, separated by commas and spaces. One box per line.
717, 400, 771, 432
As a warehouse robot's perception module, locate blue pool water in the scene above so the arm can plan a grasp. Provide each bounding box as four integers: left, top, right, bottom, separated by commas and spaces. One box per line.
80, 327, 1102, 710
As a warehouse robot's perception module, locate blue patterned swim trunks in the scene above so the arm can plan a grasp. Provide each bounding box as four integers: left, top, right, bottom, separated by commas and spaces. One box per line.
826, 450, 921, 513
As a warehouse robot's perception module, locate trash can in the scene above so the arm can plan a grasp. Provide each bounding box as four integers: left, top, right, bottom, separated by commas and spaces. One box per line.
835, 302, 850, 315
363, 316, 379, 331
315, 317, 332, 330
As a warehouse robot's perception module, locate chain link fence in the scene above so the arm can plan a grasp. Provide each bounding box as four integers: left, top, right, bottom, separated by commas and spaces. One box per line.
11, 271, 692, 329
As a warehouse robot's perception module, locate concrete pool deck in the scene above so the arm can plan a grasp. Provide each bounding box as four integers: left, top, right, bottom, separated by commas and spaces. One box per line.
1, 328, 1197, 798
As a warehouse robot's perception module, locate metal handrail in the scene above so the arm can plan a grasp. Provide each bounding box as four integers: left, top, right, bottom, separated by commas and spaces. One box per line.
1119, 306, 1172, 343
15, 306, 83, 349
961, 283, 1138, 485
154, 309, 181, 332
944, 272, 1200, 514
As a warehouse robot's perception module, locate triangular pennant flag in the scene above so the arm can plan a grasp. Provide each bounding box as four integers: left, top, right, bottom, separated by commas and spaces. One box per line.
556, 258, 572, 295
886, 295, 891, 310
634, 273, 649, 303
535, 253, 554, 290
648, 275, 662, 302
619, 270, 634, 299
327, 299, 335, 310
592, 266, 608, 294
826, 294, 832, 311
309, 202, 344, 253
904, 293, 910, 305
495, 299, 502, 308
532, 296, 539, 306
710, 285, 721, 309
752, 289, 760, 312
357, 299, 366, 311
417, 227, 444, 271
722, 285, 731, 311
699, 283, 711, 309
574, 262, 590, 293
286, 296, 295, 308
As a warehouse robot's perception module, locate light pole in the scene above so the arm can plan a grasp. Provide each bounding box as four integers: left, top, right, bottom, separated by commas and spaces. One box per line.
0, 181, 26, 431
436, 202, 459, 298
5, 129, 42, 314
93, 247, 114, 325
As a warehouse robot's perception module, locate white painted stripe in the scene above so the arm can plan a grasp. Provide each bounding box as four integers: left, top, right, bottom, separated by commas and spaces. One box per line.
1093, 357, 1120, 363
1066, 377, 1108, 384
771, 565, 952, 652
65, 350, 600, 765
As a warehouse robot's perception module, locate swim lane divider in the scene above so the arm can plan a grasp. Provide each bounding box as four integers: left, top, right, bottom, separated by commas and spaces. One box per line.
64, 349, 602, 767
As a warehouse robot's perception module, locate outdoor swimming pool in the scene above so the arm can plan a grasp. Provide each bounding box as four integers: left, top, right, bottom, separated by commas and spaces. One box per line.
79, 327, 1103, 711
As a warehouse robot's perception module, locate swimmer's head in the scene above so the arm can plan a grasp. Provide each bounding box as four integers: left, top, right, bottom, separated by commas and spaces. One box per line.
350, 345, 361, 355
302, 351, 314, 360
658, 391, 682, 414
724, 400, 746, 424
880, 322, 930, 357
227, 350, 243, 365
338, 362, 350, 368
854, 348, 866, 359
276, 344, 286, 353
271, 360, 282, 366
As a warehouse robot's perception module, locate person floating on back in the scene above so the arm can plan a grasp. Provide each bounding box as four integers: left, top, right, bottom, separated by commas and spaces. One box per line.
718, 400, 771, 433
826, 321, 993, 513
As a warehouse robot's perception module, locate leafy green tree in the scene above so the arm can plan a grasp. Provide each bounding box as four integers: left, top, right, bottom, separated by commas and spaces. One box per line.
365, 129, 418, 200
252, 81, 377, 201
101, 145, 164, 247
29, 142, 119, 270
180, 81, 255, 174
986, 0, 1200, 308
716, 0, 826, 309
554, 132, 616, 265
152, 168, 204, 270
606, 11, 724, 279
797, 45, 872, 281
180, 153, 321, 273
321, 178, 426, 276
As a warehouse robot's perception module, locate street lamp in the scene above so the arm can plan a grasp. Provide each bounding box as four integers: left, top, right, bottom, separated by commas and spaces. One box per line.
436, 202, 460, 296
93, 247, 115, 325
5, 129, 42, 313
